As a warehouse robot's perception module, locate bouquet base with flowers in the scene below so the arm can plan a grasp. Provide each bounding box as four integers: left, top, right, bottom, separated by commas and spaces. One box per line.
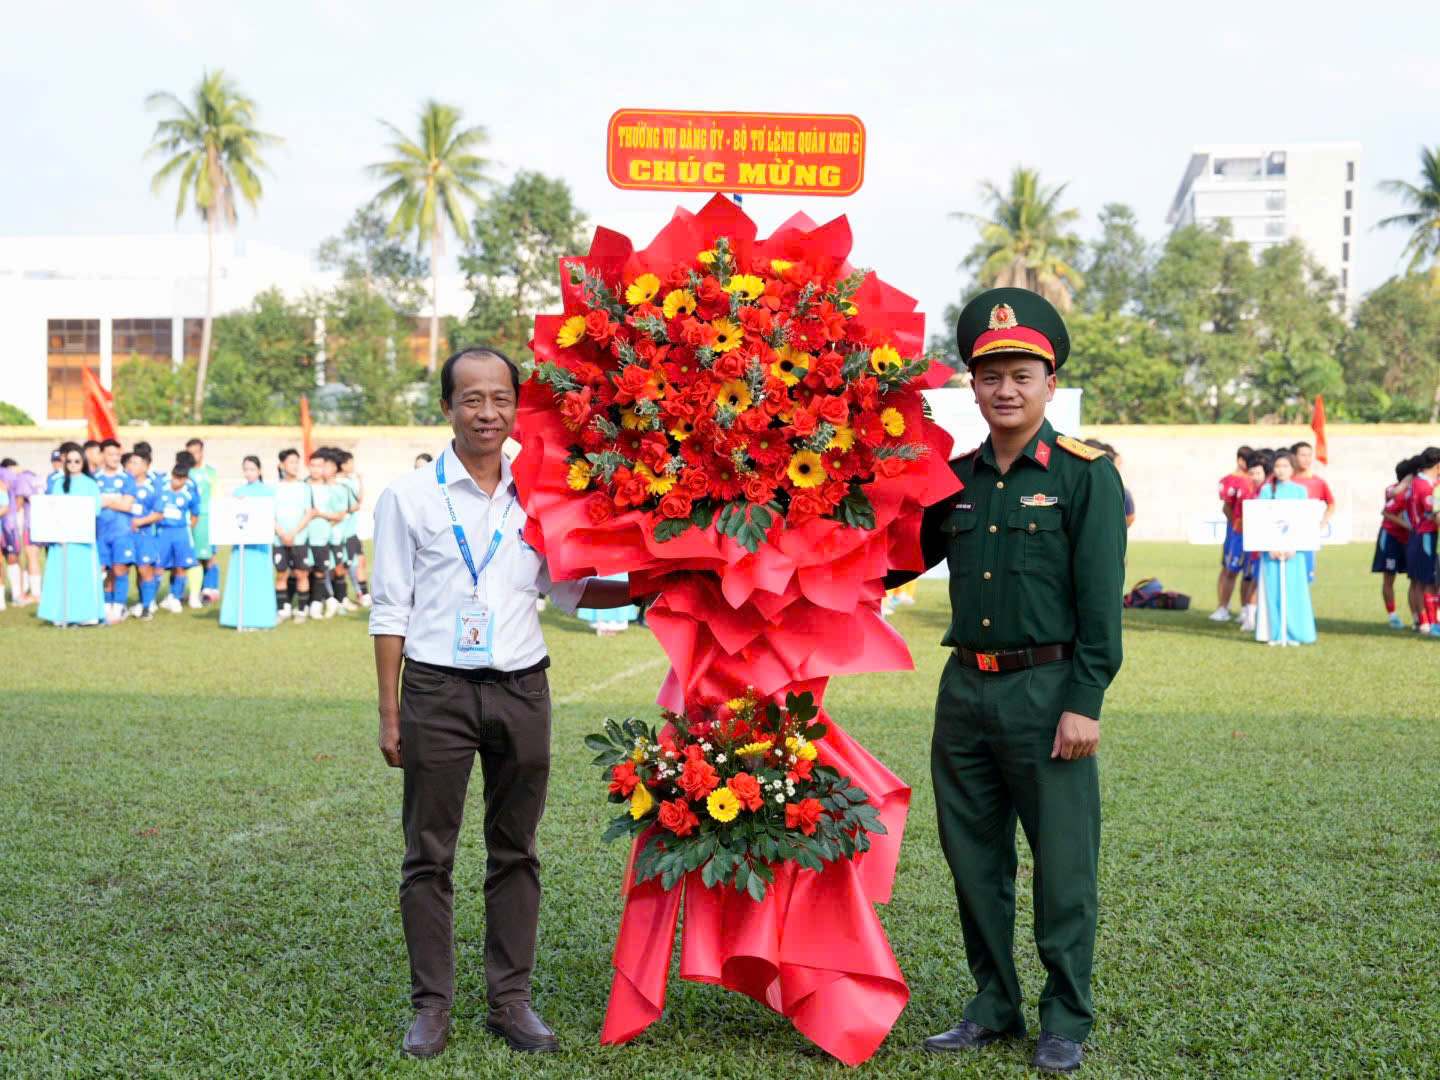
516, 195, 962, 1065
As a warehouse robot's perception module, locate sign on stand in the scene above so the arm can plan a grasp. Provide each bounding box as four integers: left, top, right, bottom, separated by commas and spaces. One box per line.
1242, 499, 1325, 553
29, 495, 96, 544
209, 497, 275, 545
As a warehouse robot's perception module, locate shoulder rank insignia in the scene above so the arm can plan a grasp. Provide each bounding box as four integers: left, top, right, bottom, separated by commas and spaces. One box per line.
1020, 493, 1059, 507
1056, 434, 1106, 461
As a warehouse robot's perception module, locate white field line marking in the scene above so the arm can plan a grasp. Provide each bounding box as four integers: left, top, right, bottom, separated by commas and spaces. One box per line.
553, 656, 669, 706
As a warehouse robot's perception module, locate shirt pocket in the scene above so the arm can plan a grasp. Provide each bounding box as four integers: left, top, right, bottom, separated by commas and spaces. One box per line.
1006, 508, 1065, 574
941, 510, 980, 577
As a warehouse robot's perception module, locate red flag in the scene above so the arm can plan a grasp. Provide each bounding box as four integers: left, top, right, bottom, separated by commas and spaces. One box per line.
1310, 394, 1328, 464
82, 366, 118, 443
300, 394, 314, 463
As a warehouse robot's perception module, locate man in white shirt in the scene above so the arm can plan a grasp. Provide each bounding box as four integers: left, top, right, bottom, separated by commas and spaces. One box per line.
369, 347, 633, 1060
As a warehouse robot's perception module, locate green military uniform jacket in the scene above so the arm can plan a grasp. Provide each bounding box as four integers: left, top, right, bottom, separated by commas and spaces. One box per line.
914, 419, 1126, 718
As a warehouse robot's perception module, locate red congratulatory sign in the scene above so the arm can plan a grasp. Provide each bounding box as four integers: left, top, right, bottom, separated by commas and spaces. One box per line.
607, 109, 865, 197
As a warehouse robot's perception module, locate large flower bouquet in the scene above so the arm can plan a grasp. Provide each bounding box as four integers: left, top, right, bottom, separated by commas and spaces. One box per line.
514, 195, 962, 1065
537, 235, 935, 550
587, 690, 885, 902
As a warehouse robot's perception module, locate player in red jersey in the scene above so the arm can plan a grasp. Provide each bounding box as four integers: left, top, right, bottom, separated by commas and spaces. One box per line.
1291, 442, 1336, 584
1405, 448, 1440, 635
1374, 458, 1414, 628
1235, 454, 1268, 632
1211, 445, 1254, 622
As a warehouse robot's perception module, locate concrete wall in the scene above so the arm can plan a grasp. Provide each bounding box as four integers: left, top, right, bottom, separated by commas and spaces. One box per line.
2, 423, 1436, 543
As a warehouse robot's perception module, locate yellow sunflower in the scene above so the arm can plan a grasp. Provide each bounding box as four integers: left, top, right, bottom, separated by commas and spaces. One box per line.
870, 344, 902, 374
770, 345, 805, 387
724, 274, 765, 301
662, 288, 697, 319
697, 251, 716, 265
625, 273, 661, 306
737, 739, 774, 757
566, 461, 593, 491
770, 258, 793, 275
619, 406, 645, 430
669, 419, 697, 442
629, 783, 654, 820
711, 317, 744, 353
715, 380, 753, 412
786, 450, 827, 489
706, 787, 740, 823
827, 425, 856, 453
556, 315, 586, 348
881, 407, 905, 436
634, 463, 676, 497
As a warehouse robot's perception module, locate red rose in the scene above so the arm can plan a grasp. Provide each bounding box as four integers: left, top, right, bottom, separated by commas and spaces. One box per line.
676, 759, 720, 800
712, 351, 747, 380
875, 454, 908, 478
586, 494, 615, 524
697, 275, 727, 306
817, 394, 850, 426
634, 337, 659, 364
788, 406, 819, 439
558, 387, 594, 432
805, 350, 845, 390
742, 474, 773, 505
735, 408, 769, 435
727, 772, 764, 812
680, 467, 711, 497
608, 762, 639, 797
613, 364, 657, 405
680, 318, 718, 348
585, 309, 615, 344
659, 490, 694, 520
638, 431, 671, 472
849, 376, 880, 412
739, 306, 774, 335
786, 489, 828, 527
785, 797, 825, 836
816, 301, 848, 342
658, 798, 700, 838
786, 760, 814, 783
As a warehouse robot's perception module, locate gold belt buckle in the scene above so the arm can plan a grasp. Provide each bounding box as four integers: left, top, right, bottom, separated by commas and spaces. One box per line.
976, 652, 999, 672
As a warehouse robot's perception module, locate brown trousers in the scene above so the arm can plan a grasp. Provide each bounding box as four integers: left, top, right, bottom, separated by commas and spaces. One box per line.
399, 660, 551, 1010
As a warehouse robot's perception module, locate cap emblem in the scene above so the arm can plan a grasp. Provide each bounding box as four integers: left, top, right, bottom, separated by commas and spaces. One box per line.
988, 304, 1019, 331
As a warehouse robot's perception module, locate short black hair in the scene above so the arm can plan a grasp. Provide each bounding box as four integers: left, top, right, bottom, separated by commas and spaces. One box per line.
0, 457, 16, 468
1244, 452, 1264, 470
132, 450, 151, 464
100, 438, 120, 451
441, 347, 520, 405
175, 450, 196, 469
120, 452, 134, 467
133, 440, 152, 456
83, 439, 100, 450
278, 448, 299, 462
1291, 441, 1312, 453
1422, 447, 1440, 470
172, 465, 190, 479
185, 438, 204, 450
416, 452, 434, 464
1236, 445, 1253, 459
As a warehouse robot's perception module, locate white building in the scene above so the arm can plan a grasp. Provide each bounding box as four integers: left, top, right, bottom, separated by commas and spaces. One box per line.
0, 234, 468, 425
1166, 142, 1361, 308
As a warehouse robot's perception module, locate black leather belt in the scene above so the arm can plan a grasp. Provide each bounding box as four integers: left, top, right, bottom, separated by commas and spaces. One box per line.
405, 656, 550, 684
953, 643, 1074, 673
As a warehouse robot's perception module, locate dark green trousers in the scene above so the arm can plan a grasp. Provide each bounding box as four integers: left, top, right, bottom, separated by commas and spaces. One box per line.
931, 655, 1100, 1043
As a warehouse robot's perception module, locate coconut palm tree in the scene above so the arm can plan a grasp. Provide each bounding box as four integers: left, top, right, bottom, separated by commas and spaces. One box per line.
954, 166, 1085, 311
146, 70, 280, 421
1377, 146, 1440, 273
369, 102, 492, 372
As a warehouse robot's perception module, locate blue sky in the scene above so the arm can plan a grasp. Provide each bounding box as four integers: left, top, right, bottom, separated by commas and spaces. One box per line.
2, 0, 1435, 334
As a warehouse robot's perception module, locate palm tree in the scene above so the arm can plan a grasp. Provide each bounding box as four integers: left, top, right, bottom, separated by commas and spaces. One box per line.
954, 166, 1085, 311
369, 102, 492, 372
146, 70, 280, 421
1377, 146, 1440, 273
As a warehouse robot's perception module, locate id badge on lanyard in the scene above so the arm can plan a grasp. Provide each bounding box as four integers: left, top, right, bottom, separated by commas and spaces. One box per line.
437, 456, 513, 668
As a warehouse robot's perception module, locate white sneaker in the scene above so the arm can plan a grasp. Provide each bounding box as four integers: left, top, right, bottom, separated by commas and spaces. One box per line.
310, 600, 325, 620
359, 593, 372, 608
160, 594, 180, 613
340, 598, 357, 613
129, 603, 143, 619
536, 597, 548, 612
277, 604, 292, 623
188, 592, 202, 609
323, 597, 340, 618
294, 606, 308, 624
1208, 606, 1232, 622
201, 588, 220, 605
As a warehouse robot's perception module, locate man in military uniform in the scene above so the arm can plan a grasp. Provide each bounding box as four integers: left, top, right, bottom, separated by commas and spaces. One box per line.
890, 288, 1125, 1073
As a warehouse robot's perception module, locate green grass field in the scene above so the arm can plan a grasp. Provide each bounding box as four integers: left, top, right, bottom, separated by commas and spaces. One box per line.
1, 542, 1437, 1078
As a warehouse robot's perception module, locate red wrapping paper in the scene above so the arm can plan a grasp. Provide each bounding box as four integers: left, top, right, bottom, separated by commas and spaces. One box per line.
518, 196, 960, 1064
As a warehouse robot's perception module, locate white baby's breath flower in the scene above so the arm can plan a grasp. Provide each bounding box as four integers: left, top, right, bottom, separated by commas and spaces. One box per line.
715, 754, 727, 763
775, 794, 785, 804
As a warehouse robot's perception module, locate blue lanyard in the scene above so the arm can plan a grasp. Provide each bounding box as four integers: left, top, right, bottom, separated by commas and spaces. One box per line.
436, 455, 514, 596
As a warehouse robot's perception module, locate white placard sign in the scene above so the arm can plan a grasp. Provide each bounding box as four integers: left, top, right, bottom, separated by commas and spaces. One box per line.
1242, 498, 1325, 552
29, 494, 96, 543
209, 497, 275, 545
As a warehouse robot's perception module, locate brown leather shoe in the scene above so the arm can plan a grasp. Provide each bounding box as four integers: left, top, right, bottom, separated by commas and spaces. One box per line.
485, 1001, 560, 1053
401, 1007, 451, 1058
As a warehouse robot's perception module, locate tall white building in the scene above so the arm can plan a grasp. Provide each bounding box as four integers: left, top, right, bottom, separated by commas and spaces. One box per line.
1166, 142, 1361, 308
0, 234, 468, 425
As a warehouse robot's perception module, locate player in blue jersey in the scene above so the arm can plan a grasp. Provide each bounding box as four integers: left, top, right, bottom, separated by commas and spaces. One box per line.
123, 450, 161, 619
133, 464, 201, 613
94, 438, 138, 624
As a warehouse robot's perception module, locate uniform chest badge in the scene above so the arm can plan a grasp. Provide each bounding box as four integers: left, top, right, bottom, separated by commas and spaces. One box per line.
1019, 493, 1059, 507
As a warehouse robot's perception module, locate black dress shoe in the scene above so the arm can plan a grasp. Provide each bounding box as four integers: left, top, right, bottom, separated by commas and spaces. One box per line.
923, 1019, 1009, 1053
401, 1006, 450, 1058
486, 1001, 560, 1053
1032, 1030, 1084, 1072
